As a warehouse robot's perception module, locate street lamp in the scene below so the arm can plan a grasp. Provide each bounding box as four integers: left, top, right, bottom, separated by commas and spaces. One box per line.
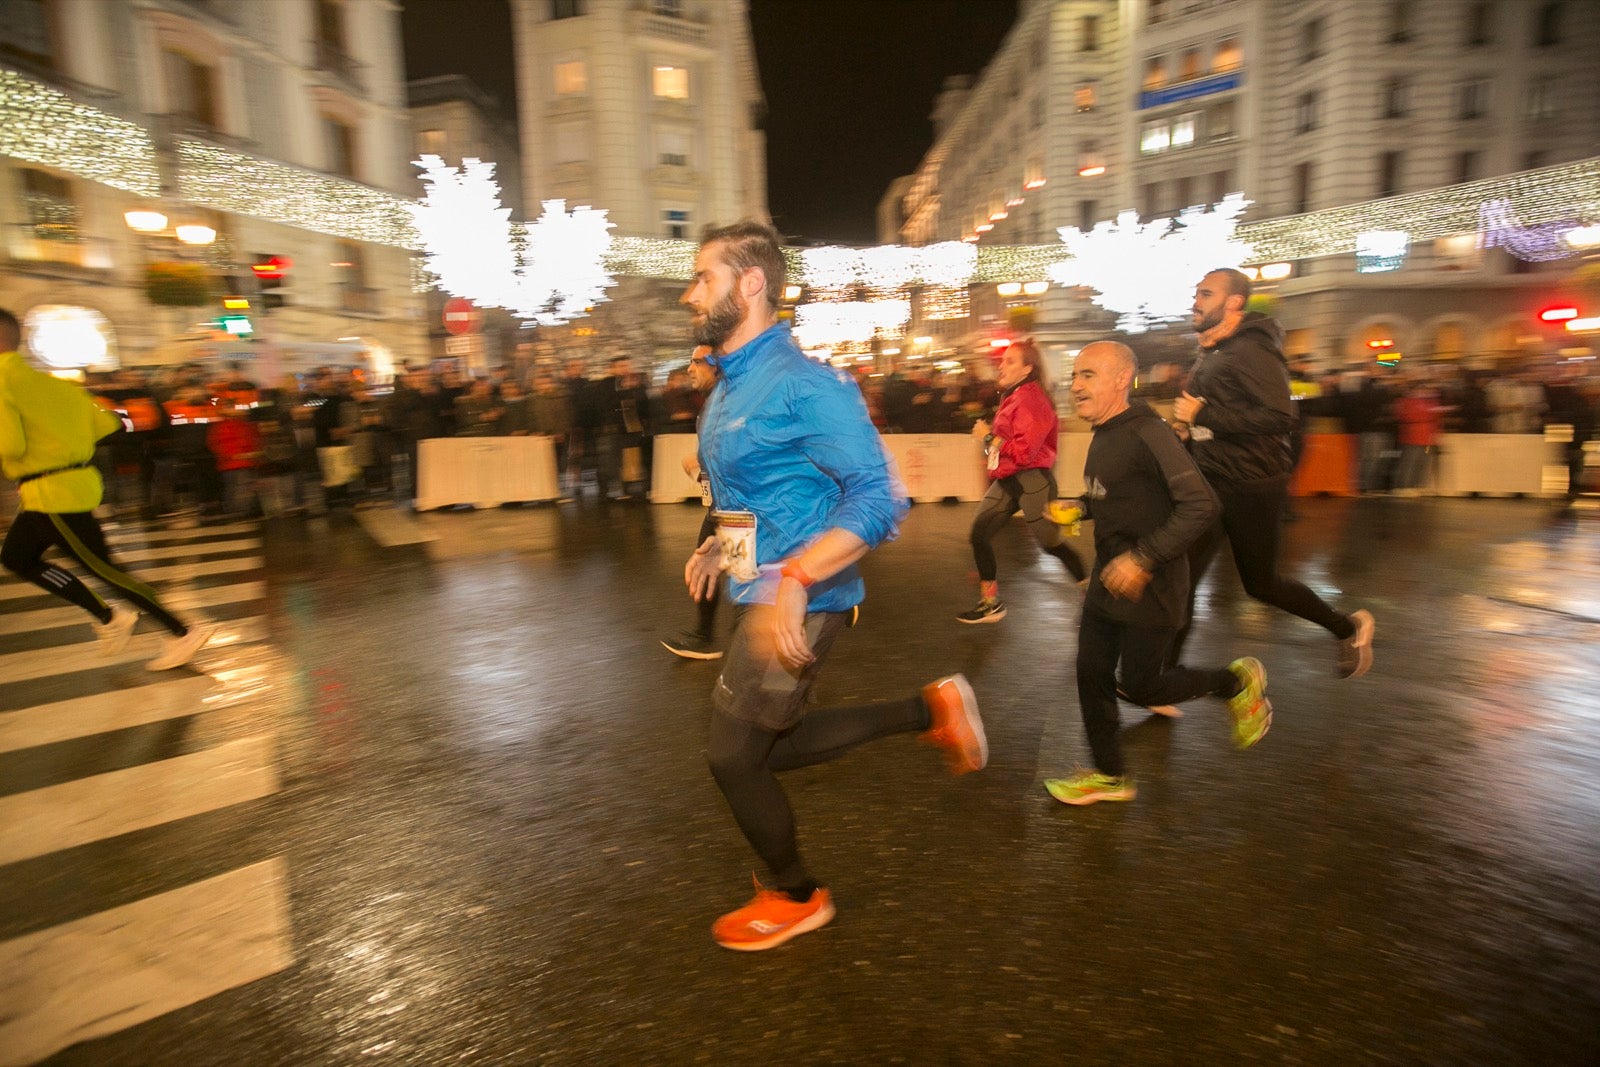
124, 209, 168, 233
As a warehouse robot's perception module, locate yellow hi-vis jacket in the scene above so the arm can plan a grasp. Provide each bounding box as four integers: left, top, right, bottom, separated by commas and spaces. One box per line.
0, 349, 122, 513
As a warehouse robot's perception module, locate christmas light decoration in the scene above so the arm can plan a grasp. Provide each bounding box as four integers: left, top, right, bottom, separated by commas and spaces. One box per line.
792, 300, 910, 349
1356, 230, 1408, 273
411, 156, 615, 324
1478, 197, 1580, 261
0, 71, 160, 196
1050, 195, 1253, 333
179, 141, 418, 248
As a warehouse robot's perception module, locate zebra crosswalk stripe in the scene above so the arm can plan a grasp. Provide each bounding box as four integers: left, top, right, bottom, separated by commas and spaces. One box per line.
0, 516, 292, 1065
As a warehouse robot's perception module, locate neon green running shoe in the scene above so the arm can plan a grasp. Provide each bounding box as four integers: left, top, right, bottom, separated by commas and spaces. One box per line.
1045, 771, 1136, 805
1227, 656, 1272, 749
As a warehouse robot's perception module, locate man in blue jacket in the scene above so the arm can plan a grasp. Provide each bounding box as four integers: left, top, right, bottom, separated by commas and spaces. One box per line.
681, 221, 987, 951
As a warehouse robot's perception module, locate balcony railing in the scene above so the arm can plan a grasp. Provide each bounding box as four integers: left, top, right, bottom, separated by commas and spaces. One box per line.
312, 38, 365, 95
631, 10, 707, 47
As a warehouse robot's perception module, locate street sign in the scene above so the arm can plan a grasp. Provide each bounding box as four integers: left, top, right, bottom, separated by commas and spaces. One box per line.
443, 297, 479, 335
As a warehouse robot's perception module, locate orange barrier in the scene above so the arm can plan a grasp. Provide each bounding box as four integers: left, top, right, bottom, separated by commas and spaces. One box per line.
1291, 433, 1357, 497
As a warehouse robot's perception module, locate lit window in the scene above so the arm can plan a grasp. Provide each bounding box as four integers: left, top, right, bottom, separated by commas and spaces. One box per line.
652, 65, 689, 100
1075, 81, 1097, 112
1213, 36, 1242, 72
1143, 55, 1168, 91
417, 129, 445, 156
1141, 120, 1171, 155
1180, 47, 1203, 81
1171, 113, 1198, 148
554, 59, 587, 95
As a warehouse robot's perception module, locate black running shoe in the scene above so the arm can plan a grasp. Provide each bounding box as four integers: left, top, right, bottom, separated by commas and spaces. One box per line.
956, 599, 1006, 624
661, 631, 722, 660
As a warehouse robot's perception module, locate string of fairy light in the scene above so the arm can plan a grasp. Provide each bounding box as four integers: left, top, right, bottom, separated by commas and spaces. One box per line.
4, 66, 1598, 310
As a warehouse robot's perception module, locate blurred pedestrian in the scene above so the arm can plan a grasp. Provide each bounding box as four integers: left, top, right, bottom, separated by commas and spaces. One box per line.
1394, 371, 1446, 495
206, 398, 261, 518
957, 338, 1086, 624
0, 307, 214, 670
1172, 269, 1374, 679
680, 222, 987, 951
661, 345, 724, 660
1044, 342, 1270, 805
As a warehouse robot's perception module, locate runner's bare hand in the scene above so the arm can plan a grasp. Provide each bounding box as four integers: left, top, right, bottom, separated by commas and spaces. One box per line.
773, 576, 814, 669
685, 535, 721, 601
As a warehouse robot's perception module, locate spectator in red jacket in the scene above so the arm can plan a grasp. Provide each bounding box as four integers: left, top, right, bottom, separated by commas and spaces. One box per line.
958, 339, 1087, 623
206, 399, 262, 518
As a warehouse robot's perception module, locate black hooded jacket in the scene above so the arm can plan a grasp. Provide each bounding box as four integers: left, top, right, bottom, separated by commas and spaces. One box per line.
1186, 312, 1297, 490
1082, 400, 1220, 628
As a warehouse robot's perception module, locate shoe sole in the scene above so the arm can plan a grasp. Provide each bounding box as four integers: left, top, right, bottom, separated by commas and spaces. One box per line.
146, 623, 216, 672
1045, 781, 1136, 805
956, 609, 1006, 624
714, 899, 836, 952
1342, 611, 1375, 679
945, 673, 987, 772
661, 641, 722, 661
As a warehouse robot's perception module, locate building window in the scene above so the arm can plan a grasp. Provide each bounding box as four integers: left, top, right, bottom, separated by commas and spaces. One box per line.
1174, 175, 1194, 211
314, 0, 346, 56
332, 240, 374, 314
1534, 1, 1562, 46
1, 0, 55, 68
1079, 199, 1098, 231
417, 128, 445, 156
1526, 76, 1557, 121
1377, 150, 1402, 197
554, 124, 586, 164
1293, 162, 1313, 214
1382, 76, 1408, 118
163, 49, 219, 129
1211, 169, 1233, 204
1142, 55, 1167, 92
1388, 0, 1413, 42
1078, 140, 1104, 175
652, 64, 689, 100
1296, 90, 1319, 133
663, 208, 691, 240
1080, 14, 1099, 52
1302, 18, 1323, 61
1179, 46, 1203, 81
1141, 181, 1160, 217
1209, 99, 1236, 141
1466, 1, 1493, 45
1147, 0, 1169, 24
550, 0, 586, 18
1522, 150, 1547, 170
1030, 92, 1045, 128
651, 0, 683, 15
553, 59, 587, 95
1455, 150, 1480, 184
657, 127, 689, 167
1074, 81, 1096, 112
1171, 112, 1198, 148
323, 115, 356, 178
19, 167, 80, 242
1458, 79, 1489, 120
1213, 35, 1242, 73
1140, 119, 1171, 155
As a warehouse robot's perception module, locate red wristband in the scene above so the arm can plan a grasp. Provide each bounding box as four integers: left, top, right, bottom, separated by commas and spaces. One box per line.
780, 560, 815, 588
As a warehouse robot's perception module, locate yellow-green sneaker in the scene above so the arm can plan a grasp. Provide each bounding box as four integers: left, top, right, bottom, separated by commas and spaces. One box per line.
1045, 771, 1136, 805
1227, 657, 1272, 749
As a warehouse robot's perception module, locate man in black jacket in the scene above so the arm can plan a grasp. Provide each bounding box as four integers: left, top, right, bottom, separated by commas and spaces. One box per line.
1044, 341, 1272, 806
1172, 269, 1374, 679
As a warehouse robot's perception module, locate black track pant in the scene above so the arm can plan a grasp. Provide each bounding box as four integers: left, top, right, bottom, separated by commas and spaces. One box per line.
706, 698, 931, 896
1170, 481, 1352, 665
969, 468, 1086, 583
1, 510, 188, 635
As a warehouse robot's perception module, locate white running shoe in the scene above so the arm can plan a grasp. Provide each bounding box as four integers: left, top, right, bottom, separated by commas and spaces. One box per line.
93, 605, 140, 656
146, 623, 216, 672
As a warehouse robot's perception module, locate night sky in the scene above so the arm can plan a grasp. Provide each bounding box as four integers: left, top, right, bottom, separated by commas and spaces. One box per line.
400, 0, 1018, 244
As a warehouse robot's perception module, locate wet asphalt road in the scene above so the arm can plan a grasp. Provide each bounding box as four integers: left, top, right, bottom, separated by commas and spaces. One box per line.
16, 495, 1600, 1065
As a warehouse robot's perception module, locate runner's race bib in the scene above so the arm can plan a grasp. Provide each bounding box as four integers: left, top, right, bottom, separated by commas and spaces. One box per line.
712, 510, 759, 580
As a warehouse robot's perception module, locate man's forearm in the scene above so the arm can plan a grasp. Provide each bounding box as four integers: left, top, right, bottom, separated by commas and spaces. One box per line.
780, 528, 869, 586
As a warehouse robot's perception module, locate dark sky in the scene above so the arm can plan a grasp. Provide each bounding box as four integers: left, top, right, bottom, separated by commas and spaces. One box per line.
400, 0, 1018, 244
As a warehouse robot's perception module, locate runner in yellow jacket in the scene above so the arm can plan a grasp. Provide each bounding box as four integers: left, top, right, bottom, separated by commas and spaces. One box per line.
0, 308, 214, 670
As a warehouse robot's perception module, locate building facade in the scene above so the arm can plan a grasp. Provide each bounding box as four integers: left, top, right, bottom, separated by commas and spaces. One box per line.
509, 0, 768, 241
0, 0, 428, 377
889, 0, 1600, 372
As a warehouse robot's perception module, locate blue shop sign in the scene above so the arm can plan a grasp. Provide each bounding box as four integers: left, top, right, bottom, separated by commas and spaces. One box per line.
1139, 71, 1243, 110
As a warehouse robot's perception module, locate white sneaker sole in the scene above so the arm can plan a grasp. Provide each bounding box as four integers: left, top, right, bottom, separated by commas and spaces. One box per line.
661, 640, 722, 661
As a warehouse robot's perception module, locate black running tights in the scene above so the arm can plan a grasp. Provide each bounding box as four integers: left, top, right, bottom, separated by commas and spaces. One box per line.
969, 468, 1086, 582
706, 697, 931, 894
1, 511, 187, 634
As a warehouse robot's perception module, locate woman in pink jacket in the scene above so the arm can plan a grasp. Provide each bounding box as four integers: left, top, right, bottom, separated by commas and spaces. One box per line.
959, 339, 1086, 623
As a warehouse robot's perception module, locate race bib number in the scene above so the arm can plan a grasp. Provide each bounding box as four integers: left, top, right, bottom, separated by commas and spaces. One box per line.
986, 436, 1002, 472
712, 510, 760, 580
698, 472, 713, 508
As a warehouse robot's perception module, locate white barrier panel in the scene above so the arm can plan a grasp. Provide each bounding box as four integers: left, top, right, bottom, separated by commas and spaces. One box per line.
651, 431, 1097, 504
416, 436, 561, 510
1433, 433, 1563, 497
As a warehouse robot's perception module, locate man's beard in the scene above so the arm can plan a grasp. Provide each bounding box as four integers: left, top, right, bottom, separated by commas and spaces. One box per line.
692, 289, 745, 349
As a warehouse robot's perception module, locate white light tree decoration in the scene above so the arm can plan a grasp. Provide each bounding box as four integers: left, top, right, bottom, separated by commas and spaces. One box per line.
1051, 194, 1254, 333
410, 155, 615, 324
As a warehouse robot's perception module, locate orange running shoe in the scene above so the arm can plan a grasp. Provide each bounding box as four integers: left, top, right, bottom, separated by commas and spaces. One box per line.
712, 880, 835, 951
921, 673, 988, 773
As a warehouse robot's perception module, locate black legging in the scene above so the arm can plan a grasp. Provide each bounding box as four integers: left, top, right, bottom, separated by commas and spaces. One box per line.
706, 697, 930, 895
969, 468, 1085, 582
1, 510, 188, 634
1170, 480, 1352, 665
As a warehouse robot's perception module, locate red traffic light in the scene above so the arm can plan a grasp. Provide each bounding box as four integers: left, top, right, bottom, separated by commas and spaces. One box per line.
252, 255, 292, 281
1538, 306, 1579, 322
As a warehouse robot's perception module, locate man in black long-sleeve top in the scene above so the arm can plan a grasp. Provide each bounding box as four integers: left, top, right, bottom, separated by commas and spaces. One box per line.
1172, 268, 1374, 679
1043, 341, 1272, 806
